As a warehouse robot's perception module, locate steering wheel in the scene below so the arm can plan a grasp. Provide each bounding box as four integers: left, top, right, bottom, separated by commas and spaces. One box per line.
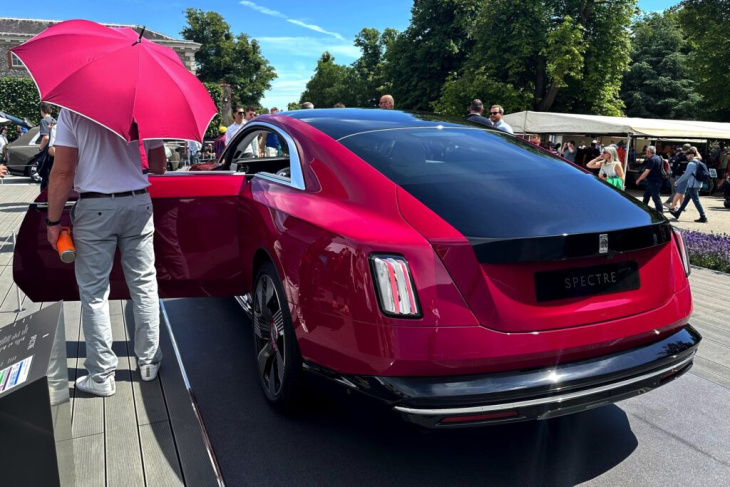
276, 167, 290, 178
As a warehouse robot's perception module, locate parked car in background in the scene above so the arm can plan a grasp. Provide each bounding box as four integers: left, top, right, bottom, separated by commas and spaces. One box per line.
14, 109, 700, 428
5, 126, 42, 181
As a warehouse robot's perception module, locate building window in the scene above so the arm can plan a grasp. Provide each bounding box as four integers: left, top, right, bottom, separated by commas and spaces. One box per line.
10, 52, 23, 68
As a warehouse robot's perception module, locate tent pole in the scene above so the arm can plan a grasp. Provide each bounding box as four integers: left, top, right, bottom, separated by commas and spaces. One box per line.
625, 133, 632, 170
522, 111, 527, 137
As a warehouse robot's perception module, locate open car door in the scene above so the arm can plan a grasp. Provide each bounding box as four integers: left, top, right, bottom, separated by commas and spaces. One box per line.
14, 172, 249, 302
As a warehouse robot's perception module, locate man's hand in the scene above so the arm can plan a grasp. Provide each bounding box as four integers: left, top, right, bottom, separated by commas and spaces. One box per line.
47, 225, 61, 251
0, 164, 7, 178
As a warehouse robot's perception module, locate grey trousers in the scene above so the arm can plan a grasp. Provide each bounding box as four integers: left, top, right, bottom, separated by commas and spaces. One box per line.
72, 192, 161, 381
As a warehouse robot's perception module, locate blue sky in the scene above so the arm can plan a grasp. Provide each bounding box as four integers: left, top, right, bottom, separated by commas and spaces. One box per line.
13, 1, 679, 109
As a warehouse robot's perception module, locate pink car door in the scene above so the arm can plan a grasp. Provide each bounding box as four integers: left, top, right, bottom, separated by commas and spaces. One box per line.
14, 172, 249, 302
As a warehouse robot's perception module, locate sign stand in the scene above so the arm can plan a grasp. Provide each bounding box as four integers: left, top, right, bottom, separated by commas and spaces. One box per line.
0, 302, 74, 486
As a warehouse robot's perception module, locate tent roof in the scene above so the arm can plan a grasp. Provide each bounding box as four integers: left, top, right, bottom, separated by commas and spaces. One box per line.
503, 111, 730, 139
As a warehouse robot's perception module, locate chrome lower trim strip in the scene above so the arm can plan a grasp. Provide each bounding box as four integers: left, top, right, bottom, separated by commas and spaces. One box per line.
31, 201, 75, 209
394, 353, 695, 416
160, 300, 226, 487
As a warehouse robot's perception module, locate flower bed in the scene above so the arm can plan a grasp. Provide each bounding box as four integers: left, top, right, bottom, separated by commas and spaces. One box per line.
681, 230, 730, 273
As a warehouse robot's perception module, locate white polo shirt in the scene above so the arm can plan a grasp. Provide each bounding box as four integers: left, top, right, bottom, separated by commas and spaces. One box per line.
225, 121, 243, 145
54, 110, 163, 193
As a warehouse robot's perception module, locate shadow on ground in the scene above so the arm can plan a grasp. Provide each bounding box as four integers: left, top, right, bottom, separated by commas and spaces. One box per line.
165, 297, 639, 487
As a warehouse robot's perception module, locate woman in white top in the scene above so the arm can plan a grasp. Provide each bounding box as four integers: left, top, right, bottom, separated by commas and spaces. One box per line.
587, 146, 625, 190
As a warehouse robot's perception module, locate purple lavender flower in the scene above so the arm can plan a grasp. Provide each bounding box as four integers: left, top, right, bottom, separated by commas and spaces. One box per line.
678, 229, 730, 273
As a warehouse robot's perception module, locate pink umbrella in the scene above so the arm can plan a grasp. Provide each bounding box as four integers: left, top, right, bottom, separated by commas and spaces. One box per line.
11, 19, 216, 142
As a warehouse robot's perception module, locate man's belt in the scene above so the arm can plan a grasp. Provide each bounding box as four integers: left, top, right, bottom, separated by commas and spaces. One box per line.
78, 188, 148, 199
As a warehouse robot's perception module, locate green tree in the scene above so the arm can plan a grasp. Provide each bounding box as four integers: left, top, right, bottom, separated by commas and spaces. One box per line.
351, 28, 398, 107
181, 8, 276, 106
299, 53, 355, 108
436, 0, 636, 116
384, 0, 481, 111
620, 12, 702, 119
679, 0, 730, 120
0, 78, 40, 125
287, 102, 301, 111
202, 82, 224, 139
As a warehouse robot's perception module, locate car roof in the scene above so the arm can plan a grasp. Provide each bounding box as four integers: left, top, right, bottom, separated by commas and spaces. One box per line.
282, 108, 489, 141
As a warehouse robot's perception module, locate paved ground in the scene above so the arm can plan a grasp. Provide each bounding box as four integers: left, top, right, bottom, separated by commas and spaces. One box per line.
625, 188, 729, 234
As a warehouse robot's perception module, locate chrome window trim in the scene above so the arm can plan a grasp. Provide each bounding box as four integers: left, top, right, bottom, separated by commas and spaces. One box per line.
231, 121, 306, 191
394, 353, 695, 416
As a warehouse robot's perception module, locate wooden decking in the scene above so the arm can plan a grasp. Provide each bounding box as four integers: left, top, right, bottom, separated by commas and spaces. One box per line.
0, 181, 219, 487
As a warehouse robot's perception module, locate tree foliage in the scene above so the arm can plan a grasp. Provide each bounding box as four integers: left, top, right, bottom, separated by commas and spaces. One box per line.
299, 53, 355, 108
181, 8, 276, 107
202, 82, 224, 139
620, 12, 702, 119
436, 0, 636, 116
0, 77, 40, 125
679, 0, 730, 120
384, 0, 480, 111
352, 28, 398, 107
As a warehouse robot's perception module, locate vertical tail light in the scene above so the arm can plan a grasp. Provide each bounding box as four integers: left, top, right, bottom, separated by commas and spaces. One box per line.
672, 227, 691, 276
369, 254, 421, 318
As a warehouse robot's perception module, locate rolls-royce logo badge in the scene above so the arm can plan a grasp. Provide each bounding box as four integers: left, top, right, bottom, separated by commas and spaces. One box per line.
599, 234, 609, 254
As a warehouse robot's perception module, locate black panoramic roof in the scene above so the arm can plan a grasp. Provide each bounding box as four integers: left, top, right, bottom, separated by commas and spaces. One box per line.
283, 108, 491, 141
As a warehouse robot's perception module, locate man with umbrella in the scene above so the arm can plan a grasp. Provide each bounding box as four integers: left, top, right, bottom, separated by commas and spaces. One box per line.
48, 113, 167, 395
13, 20, 218, 397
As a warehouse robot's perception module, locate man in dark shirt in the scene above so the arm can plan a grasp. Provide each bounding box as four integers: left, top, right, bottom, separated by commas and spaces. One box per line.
635, 145, 664, 213
465, 99, 493, 128
666, 144, 689, 206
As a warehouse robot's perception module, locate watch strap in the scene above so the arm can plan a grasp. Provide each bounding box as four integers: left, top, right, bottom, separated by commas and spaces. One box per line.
45, 217, 61, 226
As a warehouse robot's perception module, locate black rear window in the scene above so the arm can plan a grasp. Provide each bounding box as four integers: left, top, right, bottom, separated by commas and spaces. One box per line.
338, 128, 649, 239
339, 127, 575, 181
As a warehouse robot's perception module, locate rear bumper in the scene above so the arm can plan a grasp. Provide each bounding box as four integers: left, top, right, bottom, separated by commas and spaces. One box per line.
304, 324, 701, 428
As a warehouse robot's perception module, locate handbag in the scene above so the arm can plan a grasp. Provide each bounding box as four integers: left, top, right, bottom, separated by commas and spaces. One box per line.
606, 176, 624, 190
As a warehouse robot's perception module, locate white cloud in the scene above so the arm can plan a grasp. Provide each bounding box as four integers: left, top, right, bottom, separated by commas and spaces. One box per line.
239, 1, 345, 40
286, 19, 345, 41
257, 37, 360, 59
239, 1, 287, 18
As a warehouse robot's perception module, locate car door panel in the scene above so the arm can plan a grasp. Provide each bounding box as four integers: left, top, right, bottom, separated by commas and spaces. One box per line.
14, 173, 248, 302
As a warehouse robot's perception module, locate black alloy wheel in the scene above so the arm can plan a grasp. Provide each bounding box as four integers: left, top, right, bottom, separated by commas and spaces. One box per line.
252, 262, 303, 411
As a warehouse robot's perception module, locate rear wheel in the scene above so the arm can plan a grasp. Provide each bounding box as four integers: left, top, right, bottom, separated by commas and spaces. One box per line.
252, 262, 303, 411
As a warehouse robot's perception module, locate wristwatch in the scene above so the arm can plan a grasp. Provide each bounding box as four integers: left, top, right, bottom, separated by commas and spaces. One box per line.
45, 217, 61, 227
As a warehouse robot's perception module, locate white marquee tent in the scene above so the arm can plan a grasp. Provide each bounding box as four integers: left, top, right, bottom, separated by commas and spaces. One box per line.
503, 111, 730, 140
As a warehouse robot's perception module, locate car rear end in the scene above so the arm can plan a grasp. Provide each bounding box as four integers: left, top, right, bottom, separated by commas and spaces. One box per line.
330, 123, 699, 427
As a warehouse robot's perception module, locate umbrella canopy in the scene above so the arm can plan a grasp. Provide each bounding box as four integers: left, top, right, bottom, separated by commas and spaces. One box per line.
11, 19, 216, 142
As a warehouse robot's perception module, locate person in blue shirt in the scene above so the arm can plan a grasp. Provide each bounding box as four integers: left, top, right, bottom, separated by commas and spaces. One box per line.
488, 105, 513, 134
670, 147, 707, 223
265, 107, 282, 157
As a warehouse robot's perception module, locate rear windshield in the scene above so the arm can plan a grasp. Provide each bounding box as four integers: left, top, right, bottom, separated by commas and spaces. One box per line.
338, 127, 595, 238
339, 127, 577, 182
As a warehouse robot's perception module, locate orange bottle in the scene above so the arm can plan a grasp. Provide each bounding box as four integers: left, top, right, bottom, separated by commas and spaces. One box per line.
57, 227, 76, 263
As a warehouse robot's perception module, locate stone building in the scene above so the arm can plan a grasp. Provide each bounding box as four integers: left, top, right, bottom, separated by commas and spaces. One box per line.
0, 17, 200, 77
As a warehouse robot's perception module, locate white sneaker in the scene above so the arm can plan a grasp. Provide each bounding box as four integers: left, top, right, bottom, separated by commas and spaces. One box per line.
139, 363, 160, 382
75, 375, 116, 397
